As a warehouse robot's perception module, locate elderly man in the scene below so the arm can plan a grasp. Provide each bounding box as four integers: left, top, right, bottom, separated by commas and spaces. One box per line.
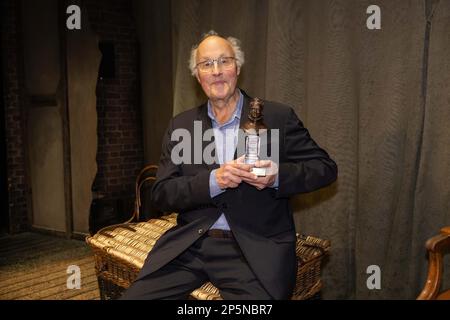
121, 31, 337, 300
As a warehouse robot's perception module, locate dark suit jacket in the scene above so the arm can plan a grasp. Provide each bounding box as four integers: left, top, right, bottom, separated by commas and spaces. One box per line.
137, 90, 338, 299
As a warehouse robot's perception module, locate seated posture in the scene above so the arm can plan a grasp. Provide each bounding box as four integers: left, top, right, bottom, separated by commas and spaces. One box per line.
121, 31, 337, 300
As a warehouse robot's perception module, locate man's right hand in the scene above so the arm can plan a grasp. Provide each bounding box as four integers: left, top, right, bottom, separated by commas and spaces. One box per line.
215, 157, 257, 189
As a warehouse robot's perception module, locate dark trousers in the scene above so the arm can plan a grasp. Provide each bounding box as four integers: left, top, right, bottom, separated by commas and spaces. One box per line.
120, 235, 272, 300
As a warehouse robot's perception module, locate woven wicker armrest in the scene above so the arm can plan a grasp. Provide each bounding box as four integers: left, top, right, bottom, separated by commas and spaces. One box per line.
86, 214, 330, 300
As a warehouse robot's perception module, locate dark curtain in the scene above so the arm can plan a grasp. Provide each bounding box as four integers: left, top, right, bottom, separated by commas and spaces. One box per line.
135, 0, 450, 299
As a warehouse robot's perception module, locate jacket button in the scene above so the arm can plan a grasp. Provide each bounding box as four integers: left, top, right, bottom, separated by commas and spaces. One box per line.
198, 228, 204, 234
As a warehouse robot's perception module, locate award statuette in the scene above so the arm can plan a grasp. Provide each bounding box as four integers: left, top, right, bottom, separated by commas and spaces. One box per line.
243, 98, 267, 176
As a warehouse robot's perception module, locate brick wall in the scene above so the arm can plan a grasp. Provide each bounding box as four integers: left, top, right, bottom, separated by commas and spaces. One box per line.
1, 0, 144, 232
85, 0, 144, 207
2, 0, 29, 233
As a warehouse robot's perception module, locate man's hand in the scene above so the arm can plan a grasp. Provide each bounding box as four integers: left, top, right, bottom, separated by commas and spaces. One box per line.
241, 160, 279, 190
215, 157, 257, 189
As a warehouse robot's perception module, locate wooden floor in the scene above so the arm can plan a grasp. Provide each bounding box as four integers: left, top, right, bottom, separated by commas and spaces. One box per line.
0, 232, 100, 300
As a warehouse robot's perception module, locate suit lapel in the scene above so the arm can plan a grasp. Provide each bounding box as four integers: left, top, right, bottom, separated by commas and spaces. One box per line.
234, 90, 252, 160
239, 92, 251, 131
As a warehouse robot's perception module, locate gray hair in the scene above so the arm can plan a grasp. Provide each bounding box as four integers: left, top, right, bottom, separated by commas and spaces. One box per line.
189, 30, 245, 76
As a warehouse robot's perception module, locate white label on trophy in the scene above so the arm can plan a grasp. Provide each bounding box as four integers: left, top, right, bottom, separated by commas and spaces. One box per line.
251, 167, 266, 176
245, 135, 260, 164
245, 134, 266, 176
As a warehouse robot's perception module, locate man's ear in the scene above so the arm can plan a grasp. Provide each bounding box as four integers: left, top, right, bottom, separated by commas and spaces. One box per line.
237, 66, 241, 76
195, 72, 201, 83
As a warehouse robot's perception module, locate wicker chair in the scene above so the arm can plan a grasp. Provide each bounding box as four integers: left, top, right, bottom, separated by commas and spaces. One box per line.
86, 165, 331, 300
126, 164, 162, 223
417, 226, 450, 300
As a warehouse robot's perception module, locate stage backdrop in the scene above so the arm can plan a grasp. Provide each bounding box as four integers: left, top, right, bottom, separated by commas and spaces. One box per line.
134, 0, 450, 299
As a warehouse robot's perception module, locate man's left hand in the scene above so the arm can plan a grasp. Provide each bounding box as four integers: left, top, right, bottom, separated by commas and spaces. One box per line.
241, 160, 279, 190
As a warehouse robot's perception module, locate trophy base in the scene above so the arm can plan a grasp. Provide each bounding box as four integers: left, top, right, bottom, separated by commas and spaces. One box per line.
251, 167, 266, 177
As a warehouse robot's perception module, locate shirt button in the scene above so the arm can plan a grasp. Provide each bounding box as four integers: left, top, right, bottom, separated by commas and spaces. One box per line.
198, 228, 204, 234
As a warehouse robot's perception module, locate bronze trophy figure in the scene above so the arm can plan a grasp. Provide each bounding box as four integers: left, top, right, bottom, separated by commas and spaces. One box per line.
243, 98, 267, 176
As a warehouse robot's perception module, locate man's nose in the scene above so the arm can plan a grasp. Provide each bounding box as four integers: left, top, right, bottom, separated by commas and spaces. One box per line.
211, 61, 222, 75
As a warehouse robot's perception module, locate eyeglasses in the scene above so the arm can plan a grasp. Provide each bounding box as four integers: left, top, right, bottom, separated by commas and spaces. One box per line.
196, 57, 236, 73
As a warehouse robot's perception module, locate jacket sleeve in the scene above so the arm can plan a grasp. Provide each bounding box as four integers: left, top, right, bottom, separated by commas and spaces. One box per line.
151, 119, 213, 212
276, 108, 338, 198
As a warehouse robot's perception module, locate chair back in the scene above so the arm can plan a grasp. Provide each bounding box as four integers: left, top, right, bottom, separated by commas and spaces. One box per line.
125, 165, 161, 223
417, 226, 450, 300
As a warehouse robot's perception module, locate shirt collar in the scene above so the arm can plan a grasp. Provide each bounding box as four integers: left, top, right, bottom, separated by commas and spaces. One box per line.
207, 89, 243, 125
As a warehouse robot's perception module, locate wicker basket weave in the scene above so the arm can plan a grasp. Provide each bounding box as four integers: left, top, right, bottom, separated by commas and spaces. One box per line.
86, 213, 330, 300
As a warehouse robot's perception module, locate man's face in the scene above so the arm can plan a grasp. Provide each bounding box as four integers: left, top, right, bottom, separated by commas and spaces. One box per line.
195, 36, 240, 103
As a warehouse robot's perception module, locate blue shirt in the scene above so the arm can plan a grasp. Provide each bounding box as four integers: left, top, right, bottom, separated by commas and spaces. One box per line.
208, 90, 278, 230
208, 91, 243, 230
